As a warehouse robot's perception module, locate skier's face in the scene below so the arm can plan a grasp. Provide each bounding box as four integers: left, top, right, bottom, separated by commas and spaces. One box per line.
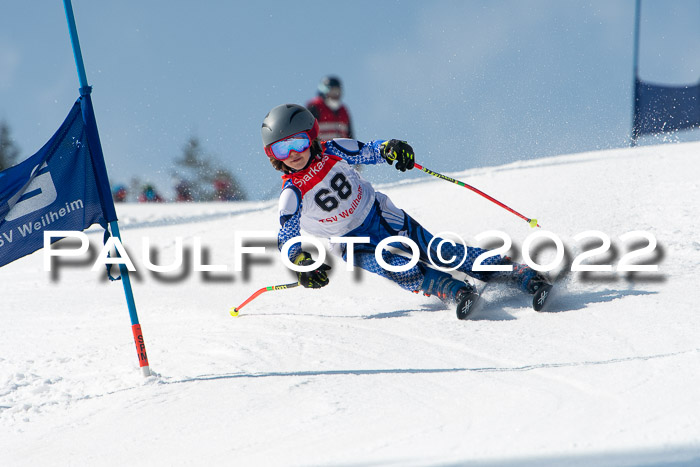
283, 147, 311, 171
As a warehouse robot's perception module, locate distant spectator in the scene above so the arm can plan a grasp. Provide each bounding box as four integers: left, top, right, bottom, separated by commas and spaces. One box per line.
112, 184, 127, 203
175, 179, 194, 202
306, 75, 353, 141
138, 184, 164, 203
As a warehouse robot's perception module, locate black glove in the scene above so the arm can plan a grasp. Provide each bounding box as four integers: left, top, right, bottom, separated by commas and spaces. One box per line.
294, 252, 331, 289
381, 139, 415, 172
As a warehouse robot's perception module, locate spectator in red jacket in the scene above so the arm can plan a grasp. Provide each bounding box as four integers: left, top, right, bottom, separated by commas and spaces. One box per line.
306, 76, 353, 141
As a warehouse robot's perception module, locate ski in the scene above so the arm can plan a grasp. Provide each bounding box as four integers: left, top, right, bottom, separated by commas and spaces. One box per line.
456, 290, 481, 320
532, 283, 554, 312
453, 274, 557, 319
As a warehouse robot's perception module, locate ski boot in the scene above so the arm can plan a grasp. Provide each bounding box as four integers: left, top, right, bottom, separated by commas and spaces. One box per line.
496, 257, 553, 311
419, 267, 480, 320
507, 258, 553, 311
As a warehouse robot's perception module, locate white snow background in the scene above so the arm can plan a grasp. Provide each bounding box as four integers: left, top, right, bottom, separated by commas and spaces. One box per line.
1, 141, 700, 466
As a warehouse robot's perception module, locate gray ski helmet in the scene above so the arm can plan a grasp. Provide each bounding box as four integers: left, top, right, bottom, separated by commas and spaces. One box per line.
261, 104, 319, 149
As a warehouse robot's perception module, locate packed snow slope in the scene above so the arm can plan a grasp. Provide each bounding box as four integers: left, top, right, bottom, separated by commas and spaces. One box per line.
2, 142, 700, 466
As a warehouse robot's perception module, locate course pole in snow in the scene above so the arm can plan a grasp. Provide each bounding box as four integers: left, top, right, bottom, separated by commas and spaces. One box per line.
414, 163, 541, 228
63, 0, 151, 377
230, 282, 301, 317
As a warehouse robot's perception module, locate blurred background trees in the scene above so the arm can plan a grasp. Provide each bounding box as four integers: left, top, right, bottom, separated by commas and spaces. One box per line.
0, 121, 20, 171
173, 136, 246, 201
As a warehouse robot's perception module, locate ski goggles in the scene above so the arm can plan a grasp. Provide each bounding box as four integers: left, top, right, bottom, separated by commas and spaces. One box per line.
265, 132, 311, 161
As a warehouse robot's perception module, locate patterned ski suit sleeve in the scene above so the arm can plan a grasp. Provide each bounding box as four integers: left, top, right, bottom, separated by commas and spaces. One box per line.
278, 183, 303, 262
323, 139, 387, 165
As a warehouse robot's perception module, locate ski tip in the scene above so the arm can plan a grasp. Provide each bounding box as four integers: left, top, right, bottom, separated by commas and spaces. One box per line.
230, 307, 240, 317
456, 293, 480, 320
532, 284, 553, 312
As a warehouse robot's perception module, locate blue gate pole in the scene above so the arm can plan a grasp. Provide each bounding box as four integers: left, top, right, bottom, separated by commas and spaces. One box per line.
63, 0, 151, 377
631, 0, 642, 147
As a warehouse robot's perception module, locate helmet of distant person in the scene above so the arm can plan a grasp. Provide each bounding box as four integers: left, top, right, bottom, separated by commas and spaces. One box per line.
317, 76, 343, 110
317, 75, 342, 99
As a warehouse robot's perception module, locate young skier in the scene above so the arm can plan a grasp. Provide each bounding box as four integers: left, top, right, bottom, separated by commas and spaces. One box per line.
261, 103, 550, 318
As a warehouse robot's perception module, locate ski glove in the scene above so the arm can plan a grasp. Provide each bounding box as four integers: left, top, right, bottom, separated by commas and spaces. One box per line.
381, 139, 415, 172
294, 251, 331, 289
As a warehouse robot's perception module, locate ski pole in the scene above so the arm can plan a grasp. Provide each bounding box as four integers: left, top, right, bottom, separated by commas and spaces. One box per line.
230, 282, 300, 317
414, 163, 541, 228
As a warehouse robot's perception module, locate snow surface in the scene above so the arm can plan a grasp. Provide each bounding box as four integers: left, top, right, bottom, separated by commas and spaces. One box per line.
2, 142, 700, 466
